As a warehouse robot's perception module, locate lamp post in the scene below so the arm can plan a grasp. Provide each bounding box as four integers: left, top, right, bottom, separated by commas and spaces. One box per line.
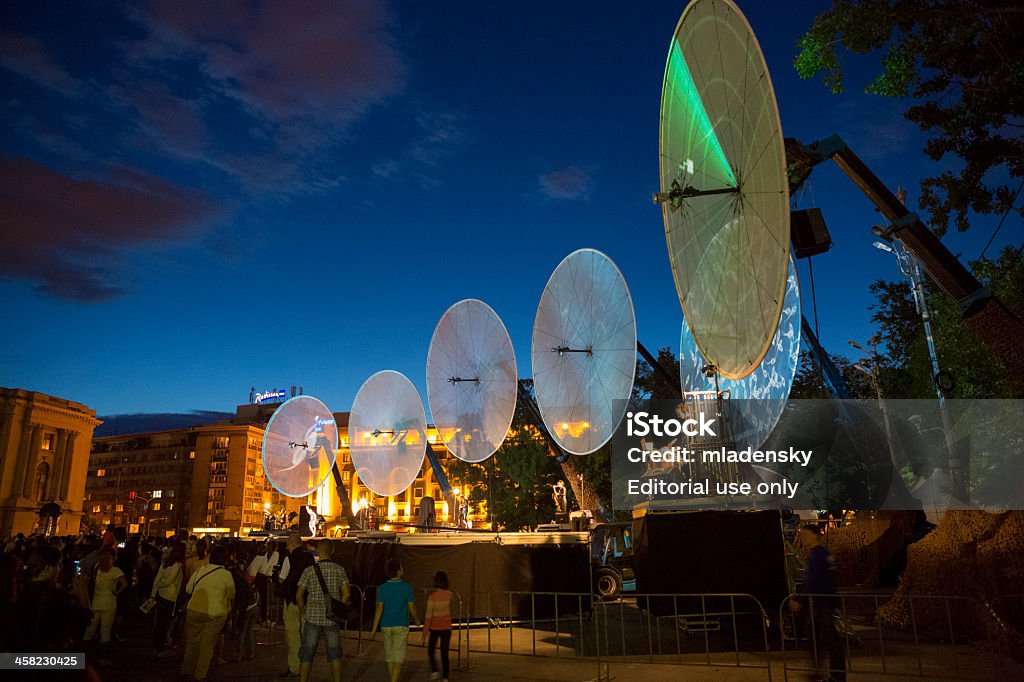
871, 239, 963, 502
849, 337, 900, 470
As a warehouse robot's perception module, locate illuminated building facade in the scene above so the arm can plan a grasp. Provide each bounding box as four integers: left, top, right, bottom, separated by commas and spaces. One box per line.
88, 415, 300, 537
323, 413, 487, 531
0, 388, 101, 536
86, 401, 485, 537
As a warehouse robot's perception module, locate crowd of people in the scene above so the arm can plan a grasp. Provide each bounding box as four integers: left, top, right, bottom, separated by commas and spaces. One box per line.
0, 528, 454, 682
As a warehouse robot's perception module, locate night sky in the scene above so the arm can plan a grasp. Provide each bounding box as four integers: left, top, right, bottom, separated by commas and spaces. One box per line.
1, 1, 1017, 418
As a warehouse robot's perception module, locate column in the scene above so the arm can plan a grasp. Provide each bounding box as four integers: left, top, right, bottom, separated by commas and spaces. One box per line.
11, 419, 34, 501
48, 429, 67, 501
60, 432, 77, 500
21, 424, 43, 498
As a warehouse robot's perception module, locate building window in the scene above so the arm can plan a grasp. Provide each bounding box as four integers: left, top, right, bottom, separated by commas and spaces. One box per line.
189, 451, 195, 460
92, 505, 101, 514
414, 487, 424, 499
342, 471, 351, 482
153, 490, 162, 498
42, 433, 54, 450
169, 503, 174, 510
115, 504, 124, 512
96, 469, 106, 477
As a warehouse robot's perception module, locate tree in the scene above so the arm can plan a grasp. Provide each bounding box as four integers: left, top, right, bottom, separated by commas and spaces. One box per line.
868, 245, 1024, 398
634, 346, 681, 400
447, 418, 561, 531
795, 1, 1024, 234
789, 350, 875, 399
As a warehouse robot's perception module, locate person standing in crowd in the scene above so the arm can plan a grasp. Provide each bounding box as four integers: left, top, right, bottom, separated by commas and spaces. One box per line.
295, 539, 349, 682
136, 541, 159, 606
277, 533, 314, 679
231, 549, 259, 662
151, 542, 185, 658
370, 558, 419, 682
83, 547, 127, 665
796, 524, 846, 682
180, 544, 235, 682
247, 543, 269, 625
422, 571, 453, 682
186, 538, 209, 581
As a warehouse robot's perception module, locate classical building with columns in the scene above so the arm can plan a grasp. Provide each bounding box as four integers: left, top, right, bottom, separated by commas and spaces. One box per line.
0, 387, 101, 536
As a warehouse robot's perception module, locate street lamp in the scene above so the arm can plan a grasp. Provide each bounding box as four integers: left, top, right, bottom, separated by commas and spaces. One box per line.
870, 234, 964, 501
849, 338, 899, 470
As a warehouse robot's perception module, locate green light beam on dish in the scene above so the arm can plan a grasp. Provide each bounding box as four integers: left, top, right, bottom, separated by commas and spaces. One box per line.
666, 40, 736, 187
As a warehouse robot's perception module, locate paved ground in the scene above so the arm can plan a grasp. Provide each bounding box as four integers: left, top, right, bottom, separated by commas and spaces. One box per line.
79, 611, 1023, 682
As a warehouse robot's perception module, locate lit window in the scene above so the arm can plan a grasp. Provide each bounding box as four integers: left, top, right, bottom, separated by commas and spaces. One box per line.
42, 434, 54, 450
167, 489, 175, 497
153, 502, 161, 511
169, 503, 174, 510
189, 451, 195, 459
92, 505, 101, 513
342, 471, 350, 482
115, 504, 124, 512
153, 490, 162, 498
96, 469, 106, 477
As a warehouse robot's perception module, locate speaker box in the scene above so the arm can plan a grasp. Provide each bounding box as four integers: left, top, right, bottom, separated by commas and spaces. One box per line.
791, 208, 832, 258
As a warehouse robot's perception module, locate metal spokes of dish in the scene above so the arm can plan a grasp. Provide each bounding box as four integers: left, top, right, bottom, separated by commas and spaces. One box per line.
532, 248, 637, 455
657, 0, 790, 380
348, 370, 427, 497
426, 299, 517, 463
262, 395, 338, 498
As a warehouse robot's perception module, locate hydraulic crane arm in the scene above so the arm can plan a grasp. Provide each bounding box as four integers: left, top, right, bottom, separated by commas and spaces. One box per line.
787, 135, 1024, 394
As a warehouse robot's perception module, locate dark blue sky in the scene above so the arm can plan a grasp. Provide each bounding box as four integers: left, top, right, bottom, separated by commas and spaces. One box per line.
1, 1, 1017, 417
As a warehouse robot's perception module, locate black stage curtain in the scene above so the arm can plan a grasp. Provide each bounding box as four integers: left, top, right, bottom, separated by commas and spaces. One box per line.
331, 542, 590, 620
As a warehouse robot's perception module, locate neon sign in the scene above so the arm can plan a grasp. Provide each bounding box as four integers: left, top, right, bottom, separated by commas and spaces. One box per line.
251, 388, 287, 404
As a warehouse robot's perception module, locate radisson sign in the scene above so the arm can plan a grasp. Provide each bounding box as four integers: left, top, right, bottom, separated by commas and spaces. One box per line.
251, 388, 287, 404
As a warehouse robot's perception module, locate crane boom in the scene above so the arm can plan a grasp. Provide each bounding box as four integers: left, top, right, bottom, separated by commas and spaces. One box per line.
787, 135, 1024, 394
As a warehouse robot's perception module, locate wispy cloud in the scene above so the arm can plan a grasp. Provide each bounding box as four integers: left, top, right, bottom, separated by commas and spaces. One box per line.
0, 0, 409, 299
538, 165, 594, 200
371, 108, 467, 188
0, 155, 219, 301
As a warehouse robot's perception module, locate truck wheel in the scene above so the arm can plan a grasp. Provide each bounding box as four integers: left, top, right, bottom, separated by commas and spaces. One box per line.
594, 568, 621, 600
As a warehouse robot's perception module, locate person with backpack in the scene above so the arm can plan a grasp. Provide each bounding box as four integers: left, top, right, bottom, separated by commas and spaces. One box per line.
276, 533, 314, 679
295, 539, 349, 682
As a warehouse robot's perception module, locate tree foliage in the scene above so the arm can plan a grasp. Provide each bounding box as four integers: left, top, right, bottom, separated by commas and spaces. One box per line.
446, 404, 562, 531
868, 245, 1023, 399
795, 1, 1024, 234
634, 346, 681, 400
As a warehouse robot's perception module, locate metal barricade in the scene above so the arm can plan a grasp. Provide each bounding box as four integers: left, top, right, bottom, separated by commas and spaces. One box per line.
778, 592, 1018, 681
595, 592, 772, 680
460, 590, 602, 679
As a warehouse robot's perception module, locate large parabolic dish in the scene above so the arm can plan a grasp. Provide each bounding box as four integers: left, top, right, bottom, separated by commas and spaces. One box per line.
426, 299, 517, 463
659, 0, 790, 379
532, 248, 637, 455
349, 370, 427, 497
680, 256, 801, 449
262, 395, 338, 498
